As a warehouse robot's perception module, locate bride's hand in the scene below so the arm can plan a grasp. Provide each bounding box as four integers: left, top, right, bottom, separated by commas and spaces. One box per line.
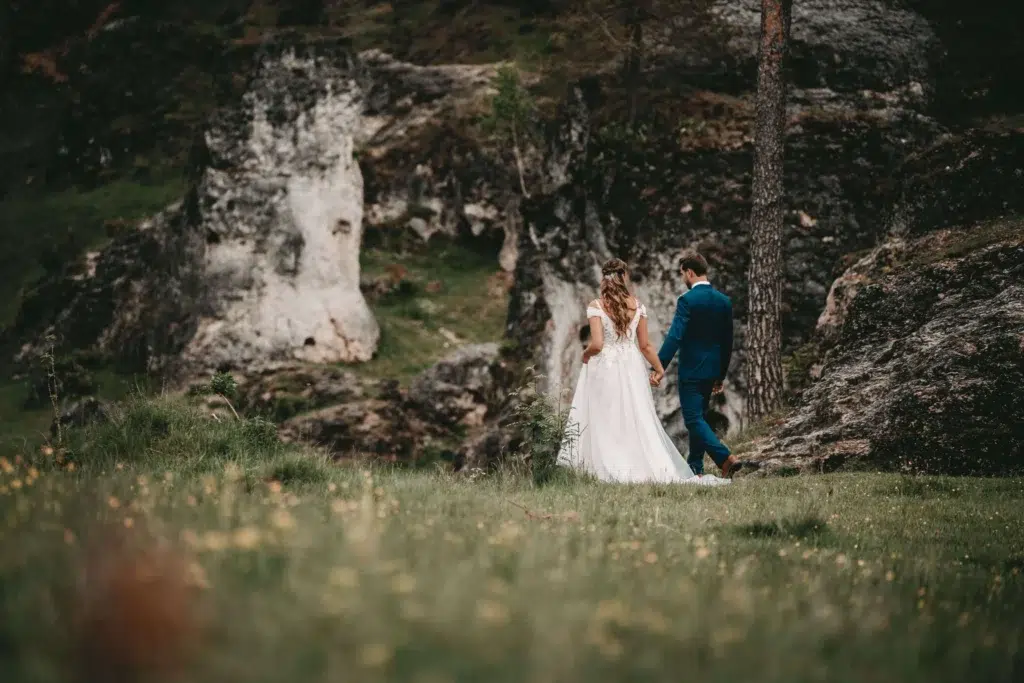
649, 370, 664, 387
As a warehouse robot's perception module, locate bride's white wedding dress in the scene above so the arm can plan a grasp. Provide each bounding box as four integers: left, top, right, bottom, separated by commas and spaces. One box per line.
557, 300, 730, 486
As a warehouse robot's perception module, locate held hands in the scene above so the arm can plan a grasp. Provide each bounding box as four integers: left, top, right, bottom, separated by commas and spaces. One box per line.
649, 369, 665, 387
712, 381, 725, 395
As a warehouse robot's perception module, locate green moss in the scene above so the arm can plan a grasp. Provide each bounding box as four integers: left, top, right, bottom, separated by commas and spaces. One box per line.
904, 215, 1024, 267
782, 341, 822, 400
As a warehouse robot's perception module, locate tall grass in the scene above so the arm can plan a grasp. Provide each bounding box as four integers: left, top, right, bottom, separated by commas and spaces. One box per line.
1, 398, 1022, 683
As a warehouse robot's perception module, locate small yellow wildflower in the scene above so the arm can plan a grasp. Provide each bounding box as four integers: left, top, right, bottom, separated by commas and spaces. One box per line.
271, 509, 295, 531
329, 567, 358, 588
360, 644, 392, 668
232, 527, 262, 550
476, 599, 510, 625
202, 531, 229, 552
391, 573, 416, 595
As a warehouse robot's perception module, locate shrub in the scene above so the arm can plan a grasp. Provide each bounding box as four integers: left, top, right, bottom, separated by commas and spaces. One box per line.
509, 388, 579, 486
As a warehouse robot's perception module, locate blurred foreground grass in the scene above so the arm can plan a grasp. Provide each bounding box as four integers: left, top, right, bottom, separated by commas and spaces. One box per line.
1, 397, 1022, 682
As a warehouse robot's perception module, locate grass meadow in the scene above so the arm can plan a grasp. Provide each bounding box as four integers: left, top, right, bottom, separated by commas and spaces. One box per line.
1, 397, 1022, 683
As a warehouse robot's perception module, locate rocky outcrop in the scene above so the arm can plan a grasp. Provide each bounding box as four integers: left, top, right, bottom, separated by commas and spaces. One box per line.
355, 51, 520, 258
274, 344, 503, 462
185, 47, 379, 368
710, 0, 939, 93
743, 132, 1024, 475
506, 81, 940, 449
408, 343, 503, 428
15, 41, 510, 377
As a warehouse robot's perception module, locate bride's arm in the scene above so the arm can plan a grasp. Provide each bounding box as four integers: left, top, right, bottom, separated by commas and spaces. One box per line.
636, 317, 666, 382
583, 313, 603, 363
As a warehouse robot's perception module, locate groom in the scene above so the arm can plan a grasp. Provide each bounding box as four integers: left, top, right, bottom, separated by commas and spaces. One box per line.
654, 251, 746, 479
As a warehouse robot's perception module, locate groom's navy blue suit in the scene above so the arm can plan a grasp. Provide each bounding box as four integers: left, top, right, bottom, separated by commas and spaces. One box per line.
657, 282, 733, 475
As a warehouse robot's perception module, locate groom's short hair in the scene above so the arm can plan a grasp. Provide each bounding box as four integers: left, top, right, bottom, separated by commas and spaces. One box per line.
679, 250, 709, 276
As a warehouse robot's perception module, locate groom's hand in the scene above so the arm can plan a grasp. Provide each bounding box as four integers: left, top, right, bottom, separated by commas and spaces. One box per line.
649, 370, 664, 387
712, 381, 724, 395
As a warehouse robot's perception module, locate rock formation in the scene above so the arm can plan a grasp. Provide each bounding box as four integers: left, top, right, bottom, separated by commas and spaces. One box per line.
240, 344, 503, 463
503, 0, 943, 452
16, 41, 508, 377
9, 3, 1022, 476
741, 131, 1024, 475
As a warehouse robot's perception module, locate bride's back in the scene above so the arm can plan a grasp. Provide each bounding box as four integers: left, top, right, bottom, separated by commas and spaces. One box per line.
587, 299, 646, 366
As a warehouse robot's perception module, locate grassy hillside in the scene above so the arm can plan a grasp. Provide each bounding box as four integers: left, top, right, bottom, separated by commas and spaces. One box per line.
1, 397, 1022, 682
358, 239, 510, 380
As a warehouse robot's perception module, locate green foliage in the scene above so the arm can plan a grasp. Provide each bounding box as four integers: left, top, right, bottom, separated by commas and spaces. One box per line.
51, 396, 296, 475
482, 66, 537, 141
243, 416, 281, 450
264, 452, 334, 486
209, 371, 238, 400
355, 240, 507, 381
738, 513, 831, 541
509, 386, 578, 486
782, 340, 822, 400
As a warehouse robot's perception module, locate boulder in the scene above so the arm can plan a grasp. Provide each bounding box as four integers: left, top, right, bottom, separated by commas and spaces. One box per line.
51, 396, 112, 437
744, 132, 1024, 475
280, 343, 504, 462
234, 363, 368, 422
408, 343, 501, 428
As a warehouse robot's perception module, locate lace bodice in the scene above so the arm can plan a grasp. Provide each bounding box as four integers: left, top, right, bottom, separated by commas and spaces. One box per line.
586, 299, 646, 365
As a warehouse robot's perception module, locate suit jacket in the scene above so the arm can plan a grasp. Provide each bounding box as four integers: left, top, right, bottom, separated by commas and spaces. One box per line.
657, 283, 734, 382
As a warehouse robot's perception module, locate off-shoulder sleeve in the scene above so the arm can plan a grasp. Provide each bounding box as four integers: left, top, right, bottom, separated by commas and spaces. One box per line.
638, 303, 648, 318
586, 306, 603, 319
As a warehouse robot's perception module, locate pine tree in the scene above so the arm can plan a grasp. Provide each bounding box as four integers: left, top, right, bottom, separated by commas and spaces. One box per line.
745, 0, 793, 422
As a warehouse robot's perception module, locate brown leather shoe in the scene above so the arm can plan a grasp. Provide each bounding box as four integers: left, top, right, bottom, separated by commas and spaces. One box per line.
721, 456, 746, 479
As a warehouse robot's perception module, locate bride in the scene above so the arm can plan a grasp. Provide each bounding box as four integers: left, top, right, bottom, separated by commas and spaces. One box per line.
557, 259, 730, 486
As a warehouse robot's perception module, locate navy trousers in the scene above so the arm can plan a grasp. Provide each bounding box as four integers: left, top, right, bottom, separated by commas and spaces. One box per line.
679, 380, 731, 475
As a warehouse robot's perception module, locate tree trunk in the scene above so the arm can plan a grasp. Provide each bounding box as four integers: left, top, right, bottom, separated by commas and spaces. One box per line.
745, 0, 792, 423
510, 119, 531, 199
624, 1, 643, 128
